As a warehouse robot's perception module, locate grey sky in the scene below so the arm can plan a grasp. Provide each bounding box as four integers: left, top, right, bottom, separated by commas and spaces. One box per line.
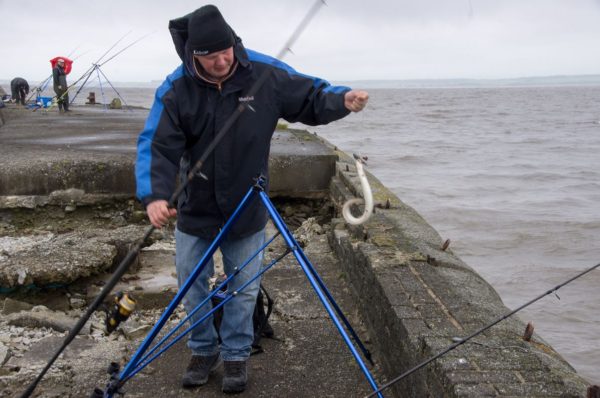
1, 0, 600, 83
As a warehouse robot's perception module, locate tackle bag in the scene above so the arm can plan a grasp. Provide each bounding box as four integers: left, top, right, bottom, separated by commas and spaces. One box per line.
211, 280, 274, 354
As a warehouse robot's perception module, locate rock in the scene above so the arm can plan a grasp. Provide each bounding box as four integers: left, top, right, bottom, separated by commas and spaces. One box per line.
0, 343, 10, 365
70, 298, 87, 309
1, 298, 34, 315
130, 210, 147, 223
0, 195, 49, 209
0, 333, 10, 344
40, 294, 71, 312
0, 232, 117, 288
16, 269, 27, 284
284, 206, 294, 217
5, 310, 89, 334
49, 188, 85, 204
294, 217, 324, 247
297, 204, 311, 213
121, 323, 152, 340
112, 215, 127, 226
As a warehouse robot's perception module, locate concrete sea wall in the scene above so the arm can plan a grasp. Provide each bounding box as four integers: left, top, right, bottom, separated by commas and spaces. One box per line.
328, 149, 590, 397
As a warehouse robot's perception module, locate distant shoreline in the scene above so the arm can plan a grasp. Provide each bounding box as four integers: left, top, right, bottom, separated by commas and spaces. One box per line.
335, 74, 600, 89
2, 74, 600, 90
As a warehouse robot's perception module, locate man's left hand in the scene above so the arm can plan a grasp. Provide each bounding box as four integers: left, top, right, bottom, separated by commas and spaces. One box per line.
344, 90, 369, 112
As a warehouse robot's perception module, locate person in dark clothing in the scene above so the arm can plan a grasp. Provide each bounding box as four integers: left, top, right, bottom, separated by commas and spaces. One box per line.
52, 59, 69, 112
10, 77, 29, 105
135, 5, 368, 393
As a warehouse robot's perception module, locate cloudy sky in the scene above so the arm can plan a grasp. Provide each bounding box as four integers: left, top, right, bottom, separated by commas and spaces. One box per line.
1, 0, 600, 83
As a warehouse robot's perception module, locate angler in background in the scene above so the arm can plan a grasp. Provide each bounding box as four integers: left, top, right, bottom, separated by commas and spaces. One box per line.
135, 4, 368, 394
52, 58, 70, 112
10, 77, 29, 105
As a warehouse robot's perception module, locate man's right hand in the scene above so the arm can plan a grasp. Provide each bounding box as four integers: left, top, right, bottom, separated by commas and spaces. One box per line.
146, 200, 177, 228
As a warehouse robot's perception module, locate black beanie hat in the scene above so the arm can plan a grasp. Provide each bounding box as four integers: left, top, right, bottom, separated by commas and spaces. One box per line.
188, 5, 235, 56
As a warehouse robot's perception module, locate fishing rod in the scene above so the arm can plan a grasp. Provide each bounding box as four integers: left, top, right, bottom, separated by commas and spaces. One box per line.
87, 32, 155, 111
99, 31, 155, 67
67, 31, 133, 104
70, 32, 152, 106
364, 261, 600, 398
95, 31, 133, 66
20, 2, 327, 397
64, 32, 132, 93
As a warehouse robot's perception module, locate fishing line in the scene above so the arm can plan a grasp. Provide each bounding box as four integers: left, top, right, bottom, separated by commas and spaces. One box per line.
99, 31, 156, 67
44, 32, 151, 110
20, 2, 326, 397
65, 31, 135, 105
364, 261, 600, 398
94, 31, 133, 66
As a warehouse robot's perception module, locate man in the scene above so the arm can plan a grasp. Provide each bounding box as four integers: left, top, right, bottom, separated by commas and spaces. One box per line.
52, 59, 69, 112
10, 77, 29, 106
135, 4, 368, 394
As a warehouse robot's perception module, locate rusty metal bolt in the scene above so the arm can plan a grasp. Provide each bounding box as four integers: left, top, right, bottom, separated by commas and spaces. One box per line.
523, 322, 534, 342
441, 239, 451, 251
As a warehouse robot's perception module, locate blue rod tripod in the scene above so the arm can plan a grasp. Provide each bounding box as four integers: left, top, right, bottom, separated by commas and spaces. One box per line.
99, 177, 383, 397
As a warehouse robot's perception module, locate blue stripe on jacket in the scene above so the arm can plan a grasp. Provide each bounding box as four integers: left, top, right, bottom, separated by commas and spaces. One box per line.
135, 65, 185, 201
245, 49, 350, 94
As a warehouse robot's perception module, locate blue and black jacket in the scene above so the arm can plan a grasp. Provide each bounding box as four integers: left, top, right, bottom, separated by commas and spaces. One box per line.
135, 11, 352, 239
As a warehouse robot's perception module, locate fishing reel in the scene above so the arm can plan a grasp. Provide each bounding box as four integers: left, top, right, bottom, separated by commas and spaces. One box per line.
105, 291, 136, 334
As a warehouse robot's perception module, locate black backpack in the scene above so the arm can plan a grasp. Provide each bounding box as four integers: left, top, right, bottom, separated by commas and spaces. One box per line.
211, 282, 275, 354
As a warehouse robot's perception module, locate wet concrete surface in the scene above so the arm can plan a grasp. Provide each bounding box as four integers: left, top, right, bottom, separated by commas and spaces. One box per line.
0, 222, 383, 398
0, 104, 337, 198
0, 105, 143, 155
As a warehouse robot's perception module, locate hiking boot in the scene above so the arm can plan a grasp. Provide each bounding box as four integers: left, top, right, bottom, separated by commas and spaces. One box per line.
222, 360, 247, 393
182, 354, 222, 388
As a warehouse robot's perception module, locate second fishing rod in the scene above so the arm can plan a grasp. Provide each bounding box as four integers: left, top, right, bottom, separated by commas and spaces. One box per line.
365, 260, 600, 398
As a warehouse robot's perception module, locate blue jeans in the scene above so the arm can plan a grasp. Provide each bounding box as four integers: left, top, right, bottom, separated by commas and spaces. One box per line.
175, 228, 265, 361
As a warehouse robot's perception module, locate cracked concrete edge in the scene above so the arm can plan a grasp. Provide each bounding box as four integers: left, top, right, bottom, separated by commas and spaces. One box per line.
327, 157, 589, 397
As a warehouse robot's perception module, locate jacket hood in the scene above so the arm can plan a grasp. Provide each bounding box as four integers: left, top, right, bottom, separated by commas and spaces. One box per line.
168, 11, 250, 77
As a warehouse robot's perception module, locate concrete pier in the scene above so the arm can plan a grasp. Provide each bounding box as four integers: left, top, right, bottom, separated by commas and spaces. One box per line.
0, 104, 592, 397
0, 106, 335, 198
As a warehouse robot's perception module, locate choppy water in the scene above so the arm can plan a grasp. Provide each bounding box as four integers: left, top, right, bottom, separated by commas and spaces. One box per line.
309, 85, 600, 384
78, 84, 599, 383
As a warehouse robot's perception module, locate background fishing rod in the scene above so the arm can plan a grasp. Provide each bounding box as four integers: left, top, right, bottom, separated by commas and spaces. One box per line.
68, 31, 133, 95
98, 31, 155, 68
365, 261, 600, 398
20, 2, 327, 397
69, 31, 140, 104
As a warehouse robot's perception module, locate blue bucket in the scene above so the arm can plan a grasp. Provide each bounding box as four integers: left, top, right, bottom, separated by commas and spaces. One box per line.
38, 96, 53, 108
